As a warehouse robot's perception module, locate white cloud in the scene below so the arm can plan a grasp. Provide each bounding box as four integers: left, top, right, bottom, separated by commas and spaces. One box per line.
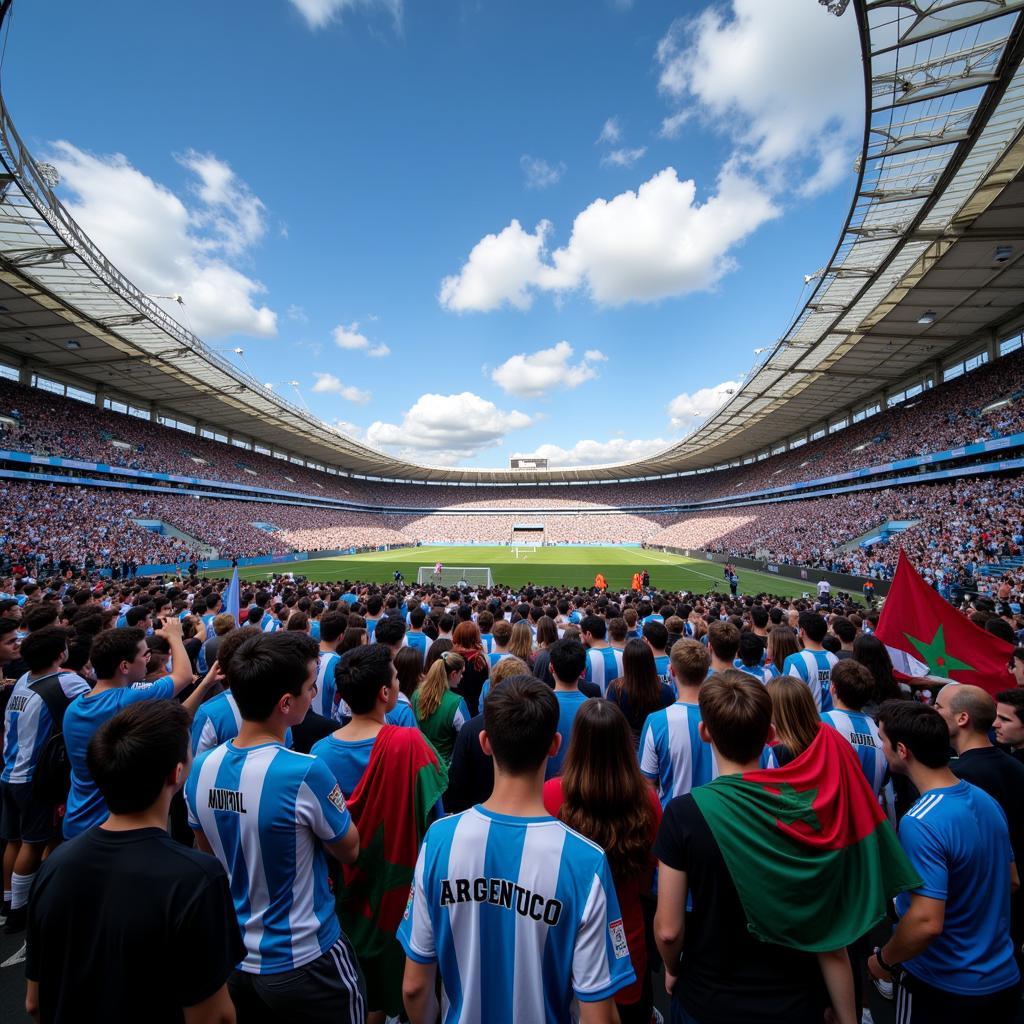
366, 392, 533, 462
286, 304, 308, 323
597, 117, 622, 145
311, 372, 371, 404
583, 349, 607, 363
659, 110, 693, 140
288, 0, 401, 30
656, 0, 861, 194
601, 147, 646, 168
439, 166, 778, 311
668, 379, 741, 430
331, 321, 389, 357
490, 341, 603, 398
330, 419, 368, 441
511, 437, 670, 467
50, 142, 276, 339
521, 155, 566, 190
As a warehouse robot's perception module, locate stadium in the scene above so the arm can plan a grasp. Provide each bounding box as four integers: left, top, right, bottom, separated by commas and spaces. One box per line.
3, 1, 1024, 1022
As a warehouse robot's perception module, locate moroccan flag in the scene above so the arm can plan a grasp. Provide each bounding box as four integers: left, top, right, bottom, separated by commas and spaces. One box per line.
875, 549, 1014, 694
691, 723, 920, 951
336, 724, 448, 958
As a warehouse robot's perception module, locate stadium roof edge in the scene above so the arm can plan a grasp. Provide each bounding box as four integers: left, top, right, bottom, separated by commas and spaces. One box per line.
0, 0, 1023, 484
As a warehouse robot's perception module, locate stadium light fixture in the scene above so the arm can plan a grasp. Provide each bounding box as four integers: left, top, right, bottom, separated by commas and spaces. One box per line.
65, 339, 80, 350
917, 310, 937, 325
753, 347, 767, 355
994, 245, 1014, 263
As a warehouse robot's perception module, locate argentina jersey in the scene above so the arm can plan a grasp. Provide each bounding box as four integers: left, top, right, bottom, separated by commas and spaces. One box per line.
398, 806, 635, 1023
784, 649, 838, 711
313, 651, 340, 718
639, 702, 718, 808
185, 741, 352, 975
1, 671, 90, 784
733, 659, 773, 685
191, 691, 293, 757
821, 709, 887, 795
584, 647, 624, 696
406, 632, 431, 664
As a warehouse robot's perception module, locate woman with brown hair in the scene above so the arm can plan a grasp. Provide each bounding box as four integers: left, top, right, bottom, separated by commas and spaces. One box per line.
766, 675, 821, 766
412, 650, 469, 766
451, 620, 489, 716
766, 624, 800, 677
543, 699, 661, 1024
507, 620, 536, 665
534, 615, 559, 650
606, 638, 675, 747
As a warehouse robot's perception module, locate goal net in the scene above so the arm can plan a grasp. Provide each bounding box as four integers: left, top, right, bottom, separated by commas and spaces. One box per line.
510, 523, 545, 556
417, 566, 494, 588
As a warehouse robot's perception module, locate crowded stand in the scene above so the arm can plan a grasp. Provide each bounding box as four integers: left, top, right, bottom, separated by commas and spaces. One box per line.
3, 568, 1023, 1024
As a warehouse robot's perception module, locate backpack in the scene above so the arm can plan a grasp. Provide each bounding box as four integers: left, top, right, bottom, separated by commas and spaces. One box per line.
30, 673, 75, 806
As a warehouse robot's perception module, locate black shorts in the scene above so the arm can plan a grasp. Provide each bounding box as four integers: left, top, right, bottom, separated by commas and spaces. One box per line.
228, 936, 366, 1024
0, 780, 56, 844
896, 972, 1020, 1024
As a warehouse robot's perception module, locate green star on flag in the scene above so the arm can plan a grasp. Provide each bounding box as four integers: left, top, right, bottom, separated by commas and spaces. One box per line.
771, 783, 821, 831
903, 625, 973, 678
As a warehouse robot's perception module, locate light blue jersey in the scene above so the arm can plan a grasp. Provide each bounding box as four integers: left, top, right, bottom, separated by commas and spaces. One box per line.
821, 709, 887, 795
190, 691, 293, 756
64, 676, 175, 837
639, 702, 717, 808
547, 690, 589, 780
784, 649, 838, 711
313, 651, 341, 719
584, 647, 624, 696
733, 659, 774, 685
386, 691, 417, 728
398, 805, 635, 1023
653, 654, 670, 679
1, 671, 90, 783
310, 733, 374, 796
406, 631, 431, 664
488, 651, 514, 671
479, 633, 494, 655
895, 780, 1019, 995
185, 741, 352, 975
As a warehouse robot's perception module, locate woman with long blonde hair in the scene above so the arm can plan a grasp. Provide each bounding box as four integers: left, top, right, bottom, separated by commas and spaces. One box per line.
543, 700, 661, 1024
767, 675, 821, 766
412, 650, 469, 765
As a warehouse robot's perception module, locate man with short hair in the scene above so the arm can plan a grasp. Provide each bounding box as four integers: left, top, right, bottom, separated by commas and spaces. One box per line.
546, 638, 590, 779
373, 615, 406, 654
870, 700, 1020, 1020
581, 614, 623, 696
407, 607, 432, 662
25, 701, 242, 1024
830, 617, 857, 660
1009, 647, 1024, 688
399, 675, 634, 1022
642, 620, 670, 678
1, 627, 89, 932
995, 689, 1024, 764
313, 611, 347, 719
488, 619, 514, 668
734, 632, 771, 684
822, 660, 888, 797
187, 632, 363, 1022
706, 620, 740, 676
785, 612, 838, 712
63, 620, 193, 839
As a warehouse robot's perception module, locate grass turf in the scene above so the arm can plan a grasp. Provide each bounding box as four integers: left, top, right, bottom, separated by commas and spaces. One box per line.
222, 546, 820, 599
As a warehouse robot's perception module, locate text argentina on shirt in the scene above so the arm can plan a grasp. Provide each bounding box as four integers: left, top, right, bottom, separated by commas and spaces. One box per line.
440, 876, 563, 925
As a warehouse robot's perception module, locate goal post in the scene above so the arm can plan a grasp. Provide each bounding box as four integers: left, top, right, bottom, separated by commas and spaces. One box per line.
510, 523, 545, 557
417, 566, 494, 588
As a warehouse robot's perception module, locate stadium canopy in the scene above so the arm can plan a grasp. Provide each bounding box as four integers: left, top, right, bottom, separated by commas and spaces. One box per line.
0, 0, 1023, 485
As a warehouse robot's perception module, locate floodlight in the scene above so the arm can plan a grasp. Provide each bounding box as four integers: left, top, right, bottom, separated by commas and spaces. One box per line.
917, 311, 937, 325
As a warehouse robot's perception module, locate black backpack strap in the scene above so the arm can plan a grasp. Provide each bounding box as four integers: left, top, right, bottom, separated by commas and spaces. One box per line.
29, 673, 73, 734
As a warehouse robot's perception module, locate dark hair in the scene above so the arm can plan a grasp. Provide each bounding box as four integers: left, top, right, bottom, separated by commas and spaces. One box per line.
0, 616, 18, 639
286, 611, 309, 632
20, 626, 68, 673
393, 646, 423, 699
613, 639, 664, 726
707, 620, 741, 661
798, 612, 827, 644
319, 611, 348, 644
580, 615, 606, 641
230, 633, 317, 721
642, 620, 668, 651
750, 605, 769, 629
87, 701, 190, 814
830, 659, 874, 711
996, 689, 1024, 724
125, 606, 152, 628
336, 644, 394, 715
424, 637, 453, 672
483, 675, 559, 775
986, 617, 1016, 645
737, 631, 765, 669
24, 604, 59, 631
217, 626, 261, 685
877, 699, 949, 769
90, 627, 146, 680
535, 616, 559, 649
548, 638, 586, 685
831, 616, 856, 644
699, 670, 772, 764
558, 699, 657, 879
853, 634, 901, 704
339, 626, 367, 654
374, 616, 406, 647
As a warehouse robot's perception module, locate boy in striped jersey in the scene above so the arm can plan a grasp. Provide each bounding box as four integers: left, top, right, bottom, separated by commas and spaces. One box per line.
784, 612, 838, 712
581, 615, 623, 696
399, 675, 635, 1023
312, 610, 346, 720
821, 660, 888, 796
186, 631, 364, 1023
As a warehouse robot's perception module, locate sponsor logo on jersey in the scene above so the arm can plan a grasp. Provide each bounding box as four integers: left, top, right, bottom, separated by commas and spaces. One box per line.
609, 918, 628, 959
327, 783, 347, 812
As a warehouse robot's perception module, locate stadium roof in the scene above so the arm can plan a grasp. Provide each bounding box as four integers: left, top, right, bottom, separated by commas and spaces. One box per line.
1, 0, 1024, 484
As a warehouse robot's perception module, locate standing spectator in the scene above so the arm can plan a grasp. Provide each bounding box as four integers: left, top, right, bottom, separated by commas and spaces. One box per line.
870, 700, 1020, 1021
451, 621, 489, 716
606, 639, 674, 749
822, 660, 889, 797
545, 638, 590, 779
994, 689, 1024, 763
412, 651, 470, 767
785, 612, 838, 712
25, 701, 242, 1024
398, 676, 635, 1022
581, 615, 623, 696
767, 676, 825, 767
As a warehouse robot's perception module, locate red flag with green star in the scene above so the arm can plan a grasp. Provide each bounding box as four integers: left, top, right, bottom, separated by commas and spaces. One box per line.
692, 723, 920, 951
874, 550, 1014, 694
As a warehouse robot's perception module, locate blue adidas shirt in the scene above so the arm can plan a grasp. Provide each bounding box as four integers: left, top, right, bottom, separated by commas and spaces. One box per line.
185, 740, 352, 975
310, 734, 375, 796
398, 805, 635, 1022
584, 647, 623, 696
64, 676, 175, 837
653, 654, 670, 679
406, 632, 431, 663
387, 692, 417, 728
547, 690, 589, 780
783, 649, 838, 711
820, 709, 888, 795
639, 702, 717, 808
895, 780, 1019, 995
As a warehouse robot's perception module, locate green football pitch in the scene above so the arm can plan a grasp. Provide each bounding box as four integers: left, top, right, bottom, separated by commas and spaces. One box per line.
225, 546, 819, 599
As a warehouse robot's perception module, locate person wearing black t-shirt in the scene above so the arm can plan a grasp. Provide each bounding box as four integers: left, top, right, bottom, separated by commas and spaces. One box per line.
25, 700, 242, 1024
653, 673, 832, 1024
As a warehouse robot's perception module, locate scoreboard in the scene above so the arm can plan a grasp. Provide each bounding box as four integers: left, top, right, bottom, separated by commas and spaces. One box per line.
510, 457, 548, 470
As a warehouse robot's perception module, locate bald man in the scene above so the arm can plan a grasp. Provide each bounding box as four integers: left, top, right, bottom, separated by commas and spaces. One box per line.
936, 683, 1024, 968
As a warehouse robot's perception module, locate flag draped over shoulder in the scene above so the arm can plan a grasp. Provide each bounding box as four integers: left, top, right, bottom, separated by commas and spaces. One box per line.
875, 549, 1014, 694
691, 723, 920, 952
337, 724, 448, 956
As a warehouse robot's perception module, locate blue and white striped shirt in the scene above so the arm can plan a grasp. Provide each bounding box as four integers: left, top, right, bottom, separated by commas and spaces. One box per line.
639, 702, 717, 808
313, 651, 341, 719
191, 691, 293, 757
784, 649, 839, 712
821, 709, 888, 795
185, 741, 352, 975
584, 647, 624, 696
398, 805, 635, 1022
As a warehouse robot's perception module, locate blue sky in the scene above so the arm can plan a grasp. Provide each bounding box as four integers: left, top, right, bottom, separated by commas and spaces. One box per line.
4, 0, 864, 468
